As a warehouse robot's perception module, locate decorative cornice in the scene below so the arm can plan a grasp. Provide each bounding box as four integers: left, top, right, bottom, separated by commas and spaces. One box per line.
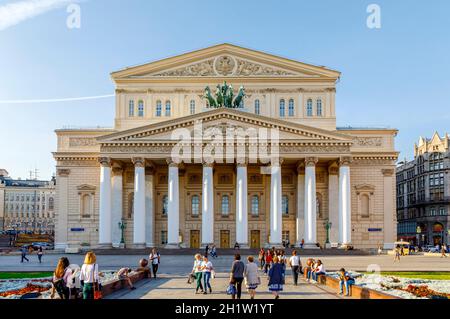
57, 168, 71, 177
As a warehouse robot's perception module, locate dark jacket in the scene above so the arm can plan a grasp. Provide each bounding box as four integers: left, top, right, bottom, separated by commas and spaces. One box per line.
268, 263, 285, 285
231, 260, 245, 279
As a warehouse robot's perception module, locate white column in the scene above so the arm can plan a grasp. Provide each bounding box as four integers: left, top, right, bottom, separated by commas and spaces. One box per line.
383, 168, 396, 249
166, 161, 180, 248
111, 165, 123, 248
269, 164, 282, 246
296, 164, 305, 246
132, 157, 146, 248
55, 169, 70, 249
236, 162, 248, 248
304, 157, 318, 248
328, 163, 339, 245
145, 168, 155, 247
98, 158, 112, 247
202, 163, 214, 246
339, 158, 352, 246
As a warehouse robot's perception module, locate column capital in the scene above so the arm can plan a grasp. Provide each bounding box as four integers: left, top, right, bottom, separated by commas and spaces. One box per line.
339, 156, 352, 166
236, 159, 248, 167
57, 168, 70, 177
296, 161, 305, 174
328, 161, 339, 175
382, 168, 395, 177
166, 158, 179, 168
202, 161, 214, 168
111, 161, 123, 176
132, 157, 146, 168
305, 157, 318, 167
146, 161, 156, 175
98, 157, 111, 167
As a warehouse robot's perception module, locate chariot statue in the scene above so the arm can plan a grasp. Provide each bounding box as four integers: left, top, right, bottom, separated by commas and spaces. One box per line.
203, 81, 246, 108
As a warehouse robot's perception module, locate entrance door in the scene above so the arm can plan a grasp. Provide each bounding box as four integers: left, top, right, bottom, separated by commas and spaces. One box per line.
190, 230, 200, 248
220, 230, 230, 248
250, 230, 260, 249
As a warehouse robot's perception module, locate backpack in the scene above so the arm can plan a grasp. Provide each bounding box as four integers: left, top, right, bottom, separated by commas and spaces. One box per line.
226, 284, 237, 295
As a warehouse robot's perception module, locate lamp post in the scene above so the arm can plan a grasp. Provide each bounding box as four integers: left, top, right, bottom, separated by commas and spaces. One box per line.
118, 219, 126, 248
324, 220, 332, 247
416, 226, 422, 249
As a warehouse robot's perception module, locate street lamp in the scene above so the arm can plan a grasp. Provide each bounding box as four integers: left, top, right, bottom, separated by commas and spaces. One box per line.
323, 220, 332, 246
118, 219, 126, 248
416, 226, 422, 249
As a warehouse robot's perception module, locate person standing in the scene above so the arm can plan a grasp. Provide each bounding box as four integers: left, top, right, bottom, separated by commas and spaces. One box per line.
20, 246, 29, 263
210, 244, 218, 258
192, 253, 204, 294
264, 249, 272, 274
394, 245, 401, 262
201, 256, 214, 294
258, 248, 265, 270
204, 244, 209, 258
301, 239, 305, 249
288, 250, 301, 286
268, 256, 285, 299
149, 248, 161, 278
79, 251, 99, 300
51, 257, 71, 299
230, 254, 245, 299
244, 256, 260, 299
441, 244, 448, 258
37, 246, 43, 263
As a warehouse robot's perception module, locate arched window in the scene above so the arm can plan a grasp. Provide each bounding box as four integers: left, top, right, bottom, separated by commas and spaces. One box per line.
251, 195, 259, 216
138, 100, 144, 117
162, 195, 168, 216
156, 100, 162, 117
221, 195, 230, 216
282, 195, 289, 215
254, 99, 260, 115
361, 194, 370, 218
81, 194, 91, 218
316, 98, 322, 116
190, 100, 196, 115
165, 100, 171, 116
191, 195, 199, 216
288, 99, 294, 116
279, 99, 285, 117
128, 100, 134, 117
306, 99, 313, 116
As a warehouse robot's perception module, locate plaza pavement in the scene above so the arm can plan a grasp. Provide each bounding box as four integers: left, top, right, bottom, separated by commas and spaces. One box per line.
0, 253, 449, 273
104, 272, 343, 299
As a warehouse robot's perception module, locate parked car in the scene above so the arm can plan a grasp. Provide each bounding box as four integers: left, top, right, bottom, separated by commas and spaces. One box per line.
31, 242, 54, 250
423, 245, 439, 253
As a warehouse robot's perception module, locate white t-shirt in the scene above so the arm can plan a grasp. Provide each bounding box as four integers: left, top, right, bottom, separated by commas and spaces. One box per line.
193, 260, 202, 273
149, 253, 160, 265
289, 255, 300, 266
202, 261, 213, 273
316, 264, 325, 273
79, 264, 99, 283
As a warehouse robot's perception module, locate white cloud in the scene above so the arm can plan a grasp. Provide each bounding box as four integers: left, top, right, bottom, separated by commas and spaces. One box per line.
0, 0, 73, 31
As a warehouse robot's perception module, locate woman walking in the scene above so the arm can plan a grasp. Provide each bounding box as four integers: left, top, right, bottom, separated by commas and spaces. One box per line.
258, 248, 265, 270
230, 254, 245, 299
394, 245, 401, 262
288, 250, 301, 286
244, 256, 260, 299
37, 246, 43, 263
149, 248, 161, 278
79, 251, 99, 300
51, 257, 71, 299
201, 256, 214, 294
192, 253, 204, 294
264, 249, 272, 274
268, 256, 285, 299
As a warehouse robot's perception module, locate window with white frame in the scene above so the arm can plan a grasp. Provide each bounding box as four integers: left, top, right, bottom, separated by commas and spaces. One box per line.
162, 195, 168, 216
165, 100, 171, 116
288, 99, 294, 116
156, 100, 162, 117
306, 99, 313, 116
251, 195, 259, 216
138, 100, 144, 117
128, 100, 134, 117
191, 195, 199, 216
279, 99, 285, 117
282, 195, 289, 215
190, 100, 196, 115
316, 98, 322, 116
254, 99, 260, 115
221, 195, 230, 216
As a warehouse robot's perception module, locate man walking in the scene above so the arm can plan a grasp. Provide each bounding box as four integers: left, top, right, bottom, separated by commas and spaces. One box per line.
288, 250, 302, 285
20, 246, 29, 263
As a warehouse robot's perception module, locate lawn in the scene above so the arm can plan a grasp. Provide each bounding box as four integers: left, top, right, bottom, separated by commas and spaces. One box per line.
367, 272, 450, 280
0, 272, 53, 280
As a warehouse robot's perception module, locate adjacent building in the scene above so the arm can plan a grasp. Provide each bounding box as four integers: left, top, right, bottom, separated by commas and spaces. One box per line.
0, 169, 56, 234
53, 44, 398, 250
396, 132, 450, 246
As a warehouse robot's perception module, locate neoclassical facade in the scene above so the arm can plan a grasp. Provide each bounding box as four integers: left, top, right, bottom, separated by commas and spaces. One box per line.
53, 44, 398, 250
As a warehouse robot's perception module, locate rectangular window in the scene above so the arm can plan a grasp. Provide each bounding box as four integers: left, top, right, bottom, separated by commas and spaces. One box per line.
161, 231, 168, 245
138, 100, 144, 117
128, 100, 135, 117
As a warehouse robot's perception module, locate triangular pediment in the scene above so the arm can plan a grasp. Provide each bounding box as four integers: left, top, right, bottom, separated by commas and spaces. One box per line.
111, 43, 340, 80
98, 108, 351, 144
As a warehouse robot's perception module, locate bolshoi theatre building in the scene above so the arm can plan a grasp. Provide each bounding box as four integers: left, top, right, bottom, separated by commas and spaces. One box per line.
53, 44, 398, 251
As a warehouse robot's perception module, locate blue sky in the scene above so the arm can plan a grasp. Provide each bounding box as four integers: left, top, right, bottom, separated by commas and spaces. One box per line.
0, 0, 449, 179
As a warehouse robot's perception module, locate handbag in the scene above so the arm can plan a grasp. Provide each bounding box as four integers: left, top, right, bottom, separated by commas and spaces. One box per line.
226, 284, 236, 295
93, 282, 102, 300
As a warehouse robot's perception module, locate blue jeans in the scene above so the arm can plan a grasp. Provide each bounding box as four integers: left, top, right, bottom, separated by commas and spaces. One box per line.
339, 279, 355, 295
203, 272, 211, 290
312, 271, 325, 282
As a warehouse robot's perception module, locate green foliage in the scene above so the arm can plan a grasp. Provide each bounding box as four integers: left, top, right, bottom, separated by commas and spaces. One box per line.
0, 272, 53, 279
